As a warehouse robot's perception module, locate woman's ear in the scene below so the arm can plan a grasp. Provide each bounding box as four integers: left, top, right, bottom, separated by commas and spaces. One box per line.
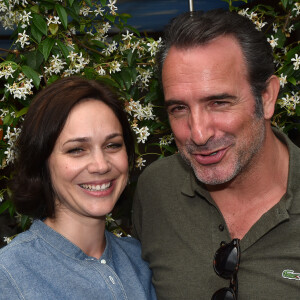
261, 75, 280, 120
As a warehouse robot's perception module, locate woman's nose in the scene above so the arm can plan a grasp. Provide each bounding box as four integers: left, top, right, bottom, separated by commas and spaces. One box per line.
87, 151, 111, 174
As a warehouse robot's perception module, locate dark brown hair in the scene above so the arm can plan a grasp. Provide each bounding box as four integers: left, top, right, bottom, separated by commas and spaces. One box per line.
10, 76, 134, 218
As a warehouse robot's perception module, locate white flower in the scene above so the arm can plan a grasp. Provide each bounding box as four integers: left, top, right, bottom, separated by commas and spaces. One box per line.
146, 37, 162, 56
102, 22, 111, 34
0, 64, 16, 79
80, 6, 91, 16
159, 134, 174, 146
109, 61, 121, 74
44, 54, 66, 75
19, 10, 32, 27
136, 156, 146, 169
272, 23, 278, 33
135, 126, 150, 143
288, 25, 295, 33
267, 35, 278, 48
5, 79, 34, 100
94, 7, 104, 16
292, 3, 300, 16
46, 15, 61, 26
254, 19, 267, 31
278, 74, 287, 88
16, 30, 30, 48
291, 54, 300, 70
95, 65, 106, 76
3, 237, 12, 244
108, 0, 118, 14
122, 30, 133, 41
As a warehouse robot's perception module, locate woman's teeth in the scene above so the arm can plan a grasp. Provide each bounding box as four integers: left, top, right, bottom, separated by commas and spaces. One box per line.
80, 182, 111, 191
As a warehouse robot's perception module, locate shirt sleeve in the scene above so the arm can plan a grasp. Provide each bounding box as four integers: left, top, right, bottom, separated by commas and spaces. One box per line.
0, 265, 24, 300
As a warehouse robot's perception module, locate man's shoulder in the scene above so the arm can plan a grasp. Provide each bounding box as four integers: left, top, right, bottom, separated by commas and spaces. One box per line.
141, 153, 189, 176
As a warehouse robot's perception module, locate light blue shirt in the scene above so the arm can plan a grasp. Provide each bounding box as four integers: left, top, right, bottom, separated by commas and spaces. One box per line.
0, 220, 156, 300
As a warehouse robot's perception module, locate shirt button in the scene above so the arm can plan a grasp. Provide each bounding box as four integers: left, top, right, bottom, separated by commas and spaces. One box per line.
219, 224, 224, 231
109, 276, 115, 284
100, 259, 106, 264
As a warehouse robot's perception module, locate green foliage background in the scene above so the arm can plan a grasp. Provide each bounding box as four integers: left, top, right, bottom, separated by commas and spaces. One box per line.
0, 0, 299, 238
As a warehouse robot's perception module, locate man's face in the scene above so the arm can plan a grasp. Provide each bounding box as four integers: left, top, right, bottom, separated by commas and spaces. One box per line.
162, 36, 266, 185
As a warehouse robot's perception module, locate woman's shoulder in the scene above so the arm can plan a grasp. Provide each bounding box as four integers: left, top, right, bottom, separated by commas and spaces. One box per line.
0, 229, 36, 262
105, 231, 142, 253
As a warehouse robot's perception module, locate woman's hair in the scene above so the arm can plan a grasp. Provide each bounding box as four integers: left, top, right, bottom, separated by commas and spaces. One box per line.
10, 76, 134, 218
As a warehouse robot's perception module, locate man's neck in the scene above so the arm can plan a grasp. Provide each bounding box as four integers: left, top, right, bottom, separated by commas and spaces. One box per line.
207, 128, 289, 239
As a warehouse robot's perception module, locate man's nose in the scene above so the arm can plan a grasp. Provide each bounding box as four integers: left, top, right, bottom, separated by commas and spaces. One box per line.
87, 150, 111, 174
189, 110, 214, 146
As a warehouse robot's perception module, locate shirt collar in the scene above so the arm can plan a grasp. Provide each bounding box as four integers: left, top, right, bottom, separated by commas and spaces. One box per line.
30, 219, 113, 262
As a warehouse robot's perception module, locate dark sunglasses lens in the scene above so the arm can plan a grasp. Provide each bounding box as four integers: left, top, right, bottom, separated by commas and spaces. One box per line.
211, 287, 237, 300
214, 240, 239, 278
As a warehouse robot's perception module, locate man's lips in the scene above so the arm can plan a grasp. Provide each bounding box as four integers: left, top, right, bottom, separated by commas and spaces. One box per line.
192, 147, 229, 165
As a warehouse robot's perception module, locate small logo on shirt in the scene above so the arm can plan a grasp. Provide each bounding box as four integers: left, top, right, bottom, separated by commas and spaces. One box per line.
282, 270, 300, 280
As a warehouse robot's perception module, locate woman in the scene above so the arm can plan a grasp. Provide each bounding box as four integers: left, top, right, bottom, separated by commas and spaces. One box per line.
0, 77, 156, 300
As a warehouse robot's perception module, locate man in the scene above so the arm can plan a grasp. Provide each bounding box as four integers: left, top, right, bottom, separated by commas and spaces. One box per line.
132, 9, 300, 300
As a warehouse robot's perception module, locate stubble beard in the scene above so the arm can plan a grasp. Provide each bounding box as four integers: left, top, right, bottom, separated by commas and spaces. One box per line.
178, 118, 266, 186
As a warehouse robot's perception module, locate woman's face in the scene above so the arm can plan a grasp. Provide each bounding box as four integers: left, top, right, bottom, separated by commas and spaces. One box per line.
48, 99, 128, 220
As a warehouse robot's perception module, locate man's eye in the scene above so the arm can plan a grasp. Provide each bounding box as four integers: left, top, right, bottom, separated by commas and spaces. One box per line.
212, 100, 230, 106
169, 105, 188, 114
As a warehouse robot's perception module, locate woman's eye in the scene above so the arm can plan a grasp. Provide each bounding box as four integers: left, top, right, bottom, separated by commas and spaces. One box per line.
106, 143, 123, 150
67, 148, 83, 154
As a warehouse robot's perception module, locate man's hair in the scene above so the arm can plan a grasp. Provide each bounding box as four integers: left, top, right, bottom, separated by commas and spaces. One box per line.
157, 9, 275, 117
10, 76, 135, 218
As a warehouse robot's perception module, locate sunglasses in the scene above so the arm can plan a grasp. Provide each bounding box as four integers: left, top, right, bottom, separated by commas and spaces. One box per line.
212, 239, 240, 300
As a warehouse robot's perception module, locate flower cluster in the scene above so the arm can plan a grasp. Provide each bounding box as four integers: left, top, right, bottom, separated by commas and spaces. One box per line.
236, 0, 300, 131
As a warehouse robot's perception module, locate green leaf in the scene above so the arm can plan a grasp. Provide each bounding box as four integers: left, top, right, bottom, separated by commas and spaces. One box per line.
287, 77, 297, 85
0, 200, 10, 214
281, 0, 288, 8
24, 50, 44, 71
106, 14, 115, 23
91, 40, 106, 49
55, 4, 68, 30
31, 24, 43, 43
16, 107, 29, 118
32, 13, 47, 36
56, 40, 70, 61
67, 0, 74, 6
127, 50, 137, 67
20, 215, 30, 230
85, 0, 92, 6
3, 114, 13, 126
65, 7, 80, 23
120, 68, 132, 90
21, 65, 41, 89
49, 23, 59, 35
39, 37, 55, 61
296, 106, 300, 116
100, 0, 106, 6
30, 5, 39, 13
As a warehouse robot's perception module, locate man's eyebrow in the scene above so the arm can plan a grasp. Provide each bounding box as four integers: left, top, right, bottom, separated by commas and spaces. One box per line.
164, 99, 185, 109
206, 93, 237, 101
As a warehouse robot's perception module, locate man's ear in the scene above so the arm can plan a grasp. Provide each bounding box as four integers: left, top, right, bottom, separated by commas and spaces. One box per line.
261, 75, 280, 120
